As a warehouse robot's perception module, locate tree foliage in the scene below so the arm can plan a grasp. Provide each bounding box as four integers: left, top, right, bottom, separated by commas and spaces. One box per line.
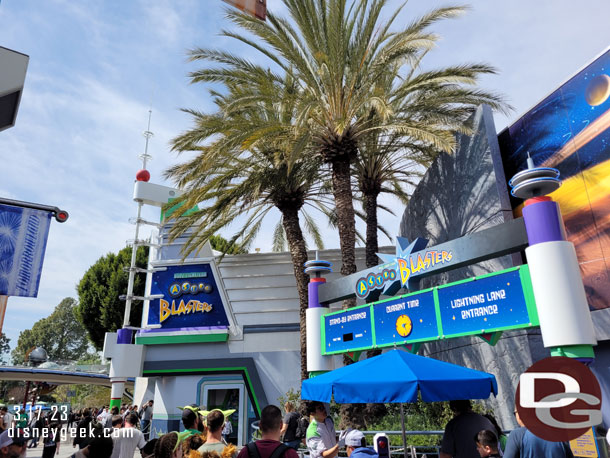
209, 235, 247, 255
0, 333, 10, 365
168, 75, 332, 382
76, 246, 148, 350
187, 0, 504, 284
0, 333, 13, 401
54, 383, 113, 409
11, 297, 91, 364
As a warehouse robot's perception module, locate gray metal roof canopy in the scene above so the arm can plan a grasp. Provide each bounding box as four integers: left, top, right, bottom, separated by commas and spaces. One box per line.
0, 46, 29, 132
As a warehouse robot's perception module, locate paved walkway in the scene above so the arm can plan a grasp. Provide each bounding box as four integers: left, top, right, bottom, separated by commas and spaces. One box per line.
24, 438, 139, 458
25, 438, 77, 458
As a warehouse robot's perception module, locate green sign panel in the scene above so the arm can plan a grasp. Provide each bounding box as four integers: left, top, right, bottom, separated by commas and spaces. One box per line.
322, 265, 538, 355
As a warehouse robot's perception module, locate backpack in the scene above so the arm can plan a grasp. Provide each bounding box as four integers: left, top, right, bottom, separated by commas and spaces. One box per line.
247, 442, 290, 458
295, 416, 309, 440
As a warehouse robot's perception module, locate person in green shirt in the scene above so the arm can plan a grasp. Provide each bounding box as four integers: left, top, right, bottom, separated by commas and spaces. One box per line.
179, 404, 205, 438
16, 410, 27, 429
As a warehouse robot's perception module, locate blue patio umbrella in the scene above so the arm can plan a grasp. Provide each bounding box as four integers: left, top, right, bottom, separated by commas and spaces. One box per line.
302, 349, 497, 403
302, 349, 498, 458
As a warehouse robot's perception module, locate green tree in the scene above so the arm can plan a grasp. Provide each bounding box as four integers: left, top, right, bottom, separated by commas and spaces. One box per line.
11, 298, 92, 364
76, 246, 148, 350
209, 235, 247, 255
356, 133, 423, 269
54, 355, 124, 408
54, 383, 112, 410
0, 334, 13, 402
0, 333, 10, 365
168, 75, 331, 382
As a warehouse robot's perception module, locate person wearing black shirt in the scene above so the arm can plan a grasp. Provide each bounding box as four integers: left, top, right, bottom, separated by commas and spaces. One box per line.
280, 402, 300, 450
73, 408, 93, 449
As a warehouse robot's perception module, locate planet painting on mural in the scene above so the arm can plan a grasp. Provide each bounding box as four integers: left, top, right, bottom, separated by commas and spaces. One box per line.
585, 74, 610, 106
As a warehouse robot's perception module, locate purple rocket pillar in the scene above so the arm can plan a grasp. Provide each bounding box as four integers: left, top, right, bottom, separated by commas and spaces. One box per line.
510, 160, 596, 362
304, 255, 333, 375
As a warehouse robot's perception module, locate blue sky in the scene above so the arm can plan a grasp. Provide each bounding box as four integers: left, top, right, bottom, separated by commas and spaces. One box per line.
0, 0, 609, 351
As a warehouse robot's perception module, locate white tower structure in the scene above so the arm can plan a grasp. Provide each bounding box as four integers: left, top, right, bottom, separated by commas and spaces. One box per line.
103, 110, 179, 410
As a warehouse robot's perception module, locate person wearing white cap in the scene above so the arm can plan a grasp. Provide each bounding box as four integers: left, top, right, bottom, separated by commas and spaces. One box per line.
0, 428, 27, 458
345, 430, 378, 458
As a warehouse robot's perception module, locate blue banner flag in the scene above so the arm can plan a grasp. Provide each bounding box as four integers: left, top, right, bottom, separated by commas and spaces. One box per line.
0, 204, 51, 297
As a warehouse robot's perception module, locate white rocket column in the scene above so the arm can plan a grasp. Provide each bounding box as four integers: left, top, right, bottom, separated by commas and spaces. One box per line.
304, 257, 334, 374
509, 159, 597, 362
522, 197, 596, 361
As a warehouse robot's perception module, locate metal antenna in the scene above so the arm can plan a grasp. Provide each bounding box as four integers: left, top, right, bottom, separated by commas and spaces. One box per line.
526, 151, 535, 170
123, 109, 155, 328
141, 109, 153, 169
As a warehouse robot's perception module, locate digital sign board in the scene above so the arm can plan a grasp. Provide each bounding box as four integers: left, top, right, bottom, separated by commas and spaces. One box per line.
437, 269, 533, 337
322, 265, 538, 355
373, 290, 438, 347
323, 306, 373, 354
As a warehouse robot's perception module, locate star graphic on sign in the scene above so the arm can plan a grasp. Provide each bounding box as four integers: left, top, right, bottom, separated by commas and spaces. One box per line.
376, 236, 428, 295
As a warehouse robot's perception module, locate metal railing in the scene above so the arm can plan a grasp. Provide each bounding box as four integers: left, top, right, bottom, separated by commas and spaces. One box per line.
0, 362, 109, 374
288, 429, 609, 458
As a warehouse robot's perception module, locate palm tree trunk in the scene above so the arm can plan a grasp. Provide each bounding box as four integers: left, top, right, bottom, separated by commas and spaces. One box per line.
331, 159, 357, 278
364, 190, 380, 268
363, 190, 386, 422
330, 159, 367, 428
280, 207, 310, 383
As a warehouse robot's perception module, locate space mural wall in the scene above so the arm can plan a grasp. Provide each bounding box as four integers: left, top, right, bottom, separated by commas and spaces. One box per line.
398, 49, 610, 426
498, 48, 610, 310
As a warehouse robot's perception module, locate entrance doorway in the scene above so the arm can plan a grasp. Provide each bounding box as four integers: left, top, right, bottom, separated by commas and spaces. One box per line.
202, 382, 245, 445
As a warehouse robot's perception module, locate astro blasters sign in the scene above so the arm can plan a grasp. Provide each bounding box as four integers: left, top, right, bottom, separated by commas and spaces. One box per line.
355, 237, 453, 298
147, 263, 230, 331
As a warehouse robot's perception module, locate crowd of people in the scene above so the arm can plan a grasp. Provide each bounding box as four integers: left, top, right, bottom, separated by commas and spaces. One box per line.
0, 398, 580, 458
438, 400, 574, 458
299, 400, 577, 458
0, 401, 155, 458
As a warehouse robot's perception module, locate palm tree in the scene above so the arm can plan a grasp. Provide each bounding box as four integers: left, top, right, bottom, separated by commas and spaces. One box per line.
188, 0, 486, 283
182, 0, 510, 428
356, 57, 509, 270
356, 132, 425, 269
166, 76, 333, 382
351, 53, 509, 423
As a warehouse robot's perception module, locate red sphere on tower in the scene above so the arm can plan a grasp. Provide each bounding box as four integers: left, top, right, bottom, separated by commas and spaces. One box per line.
136, 169, 151, 182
